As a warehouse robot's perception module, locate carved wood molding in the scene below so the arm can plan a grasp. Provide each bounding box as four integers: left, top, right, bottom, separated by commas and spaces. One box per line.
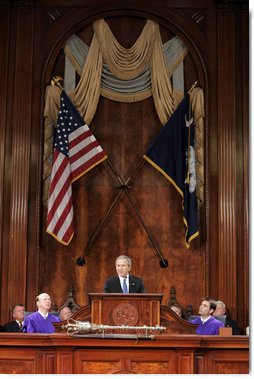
46, 7, 73, 28
10, 0, 36, 6
6, 2, 35, 314
217, 9, 237, 313
179, 9, 206, 34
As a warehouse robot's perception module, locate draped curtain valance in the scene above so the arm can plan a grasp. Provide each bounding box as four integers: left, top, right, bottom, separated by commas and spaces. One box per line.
64, 32, 187, 108
68, 19, 183, 126
43, 19, 204, 209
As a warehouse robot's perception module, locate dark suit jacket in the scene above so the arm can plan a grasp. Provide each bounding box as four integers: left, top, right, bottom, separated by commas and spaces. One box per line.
4, 320, 21, 332
226, 317, 244, 335
104, 275, 145, 293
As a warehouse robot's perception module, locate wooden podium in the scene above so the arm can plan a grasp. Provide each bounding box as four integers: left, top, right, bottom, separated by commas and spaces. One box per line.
88, 293, 163, 327
54, 292, 198, 335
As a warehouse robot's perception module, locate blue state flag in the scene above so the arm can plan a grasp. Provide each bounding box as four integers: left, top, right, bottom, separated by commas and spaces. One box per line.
144, 94, 199, 248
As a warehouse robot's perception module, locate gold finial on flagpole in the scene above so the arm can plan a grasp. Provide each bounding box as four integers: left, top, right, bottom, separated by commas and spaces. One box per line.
51, 76, 63, 89
188, 80, 198, 94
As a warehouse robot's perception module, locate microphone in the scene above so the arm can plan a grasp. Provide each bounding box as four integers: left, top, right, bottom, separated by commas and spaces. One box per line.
160, 258, 168, 268
76, 257, 86, 266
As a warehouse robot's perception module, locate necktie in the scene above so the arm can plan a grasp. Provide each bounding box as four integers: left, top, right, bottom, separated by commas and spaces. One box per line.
122, 278, 128, 293
19, 322, 22, 331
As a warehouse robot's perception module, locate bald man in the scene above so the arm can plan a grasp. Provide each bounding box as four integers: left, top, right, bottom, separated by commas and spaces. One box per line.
22, 293, 60, 333
59, 306, 73, 321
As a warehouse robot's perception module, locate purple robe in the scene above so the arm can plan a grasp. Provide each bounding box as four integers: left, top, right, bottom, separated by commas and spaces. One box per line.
190, 316, 224, 335
22, 311, 60, 333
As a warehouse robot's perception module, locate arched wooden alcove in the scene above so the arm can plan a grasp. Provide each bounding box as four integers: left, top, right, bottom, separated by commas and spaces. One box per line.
38, 7, 208, 311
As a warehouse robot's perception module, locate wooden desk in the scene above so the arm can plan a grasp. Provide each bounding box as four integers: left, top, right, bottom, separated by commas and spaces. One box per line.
0, 333, 249, 374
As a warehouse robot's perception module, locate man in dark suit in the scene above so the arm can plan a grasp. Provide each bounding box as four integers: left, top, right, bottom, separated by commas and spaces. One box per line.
104, 255, 145, 293
4, 304, 25, 332
213, 300, 244, 335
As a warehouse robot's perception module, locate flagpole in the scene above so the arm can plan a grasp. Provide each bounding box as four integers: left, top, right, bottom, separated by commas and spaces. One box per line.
76, 190, 123, 266
77, 157, 168, 268
51, 76, 64, 90
106, 158, 169, 268
77, 159, 146, 266
123, 189, 168, 268
125, 158, 144, 186
188, 80, 198, 94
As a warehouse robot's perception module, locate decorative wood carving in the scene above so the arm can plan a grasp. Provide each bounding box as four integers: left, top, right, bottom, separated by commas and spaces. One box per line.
112, 303, 139, 326
89, 293, 162, 327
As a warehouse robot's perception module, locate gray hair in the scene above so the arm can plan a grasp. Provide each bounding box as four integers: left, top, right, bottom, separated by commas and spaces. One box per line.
216, 300, 226, 308
115, 255, 132, 268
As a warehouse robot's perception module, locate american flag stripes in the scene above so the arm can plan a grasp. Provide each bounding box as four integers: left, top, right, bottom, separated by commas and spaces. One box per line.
46, 90, 107, 245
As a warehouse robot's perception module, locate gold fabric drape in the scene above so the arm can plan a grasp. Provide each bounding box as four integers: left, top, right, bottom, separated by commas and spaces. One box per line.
43, 19, 204, 208
43, 84, 61, 206
72, 19, 174, 125
64, 34, 187, 106
93, 19, 155, 80
72, 35, 103, 125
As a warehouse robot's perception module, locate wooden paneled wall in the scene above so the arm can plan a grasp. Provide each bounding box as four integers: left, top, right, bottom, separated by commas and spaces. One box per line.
0, 0, 248, 330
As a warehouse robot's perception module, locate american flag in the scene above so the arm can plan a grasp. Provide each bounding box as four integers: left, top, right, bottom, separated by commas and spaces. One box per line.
46, 90, 107, 245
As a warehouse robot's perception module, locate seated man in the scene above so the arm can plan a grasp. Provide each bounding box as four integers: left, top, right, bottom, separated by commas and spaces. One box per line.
59, 306, 73, 321
4, 304, 25, 332
170, 304, 182, 318
104, 255, 145, 293
213, 300, 244, 335
22, 293, 60, 333
189, 298, 224, 335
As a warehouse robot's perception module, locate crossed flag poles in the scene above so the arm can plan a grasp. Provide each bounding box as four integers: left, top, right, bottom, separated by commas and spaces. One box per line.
48, 81, 198, 258
76, 157, 168, 268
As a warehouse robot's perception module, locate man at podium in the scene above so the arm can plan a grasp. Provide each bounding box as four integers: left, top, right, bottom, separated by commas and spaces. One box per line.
103, 255, 145, 293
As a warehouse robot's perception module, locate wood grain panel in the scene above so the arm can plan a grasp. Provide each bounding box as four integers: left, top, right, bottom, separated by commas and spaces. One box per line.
176, 349, 194, 374
0, 2, 11, 324
74, 349, 177, 374
40, 350, 55, 374
206, 350, 249, 374
4, 2, 35, 319
237, 8, 249, 329
217, 8, 237, 317
195, 353, 206, 374
56, 348, 73, 374
0, 348, 37, 374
